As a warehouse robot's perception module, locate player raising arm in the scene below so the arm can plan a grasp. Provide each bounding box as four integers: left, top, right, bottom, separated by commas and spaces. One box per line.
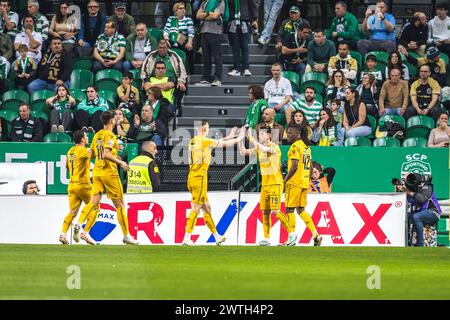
239, 127, 297, 246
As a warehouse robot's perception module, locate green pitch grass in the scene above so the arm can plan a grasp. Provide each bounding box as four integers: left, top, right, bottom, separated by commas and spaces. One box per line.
0, 245, 449, 300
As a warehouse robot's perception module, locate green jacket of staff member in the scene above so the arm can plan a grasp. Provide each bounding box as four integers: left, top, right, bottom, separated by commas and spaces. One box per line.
127, 141, 161, 193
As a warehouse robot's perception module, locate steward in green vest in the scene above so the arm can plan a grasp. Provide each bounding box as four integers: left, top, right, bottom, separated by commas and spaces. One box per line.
127, 141, 161, 193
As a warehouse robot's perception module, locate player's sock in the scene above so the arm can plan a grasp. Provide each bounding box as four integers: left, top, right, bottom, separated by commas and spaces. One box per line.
203, 212, 217, 234
78, 202, 95, 226
212, 233, 221, 242
116, 206, 129, 236
62, 213, 75, 233
299, 211, 318, 237
186, 211, 198, 233
183, 232, 191, 242
287, 212, 296, 230
276, 211, 292, 233
263, 213, 271, 238
84, 205, 99, 232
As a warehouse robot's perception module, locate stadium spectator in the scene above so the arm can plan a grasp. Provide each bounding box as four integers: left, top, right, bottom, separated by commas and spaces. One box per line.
400, 46, 446, 87
0, 117, 8, 141
10, 103, 43, 142
127, 104, 167, 146
327, 41, 358, 81
117, 71, 140, 117
145, 87, 172, 129
48, 1, 78, 55
113, 108, 130, 141
74, 85, 109, 132
428, 110, 450, 148
196, 0, 225, 86
378, 68, 409, 116
163, 2, 195, 73
404, 64, 442, 121
287, 109, 312, 139
108, 2, 135, 38
309, 161, 336, 193
22, 0, 49, 43
46, 85, 76, 133
326, 69, 349, 103
327, 98, 343, 124
27, 37, 73, 93
357, 73, 378, 118
386, 50, 409, 81
397, 11, 428, 56
22, 180, 40, 195
141, 39, 187, 91
264, 63, 293, 114
287, 86, 322, 126
342, 87, 371, 138
13, 44, 38, 90
256, 108, 283, 144
77, 0, 107, 57
14, 14, 43, 62
0, 32, 13, 63
144, 61, 176, 112
358, 0, 396, 56
325, 1, 359, 50
276, 5, 309, 51
124, 22, 157, 72
360, 53, 383, 87
92, 20, 126, 73
244, 84, 269, 129
306, 28, 336, 74
127, 141, 161, 193
0, 0, 19, 40
281, 22, 311, 78
226, 0, 258, 77
311, 107, 344, 147
428, 3, 450, 57
0, 55, 8, 95
257, 0, 283, 46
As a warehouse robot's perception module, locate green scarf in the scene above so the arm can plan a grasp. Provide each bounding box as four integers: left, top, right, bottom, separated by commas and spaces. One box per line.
13, 116, 36, 142
169, 17, 179, 43
152, 101, 160, 121
205, 0, 229, 24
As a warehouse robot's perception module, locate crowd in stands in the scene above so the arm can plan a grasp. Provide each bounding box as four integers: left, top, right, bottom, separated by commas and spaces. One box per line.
0, 0, 449, 149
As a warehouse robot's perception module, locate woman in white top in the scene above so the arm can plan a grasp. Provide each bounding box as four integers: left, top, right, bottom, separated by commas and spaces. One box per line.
428, 111, 450, 147
49, 1, 78, 55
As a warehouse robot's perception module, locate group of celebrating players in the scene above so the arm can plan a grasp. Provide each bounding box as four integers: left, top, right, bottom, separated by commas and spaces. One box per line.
59, 112, 321, 247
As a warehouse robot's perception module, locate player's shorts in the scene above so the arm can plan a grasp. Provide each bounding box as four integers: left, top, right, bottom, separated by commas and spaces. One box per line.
285, 183, 307, 208
260, 184, 283, 211
187, 175, 208, 205
91, 175, 124, 199
68, 183, 91, 211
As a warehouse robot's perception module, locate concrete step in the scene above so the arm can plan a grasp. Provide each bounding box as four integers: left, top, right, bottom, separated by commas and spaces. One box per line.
177, 117, 244, 127
183, 95, 248, 105
182, 105, 247, 117
221, 43, 277, 55
196, 54, 277, 66
188, 74, 270, 85
194, 64, 271, 76
187, 84, 249, 96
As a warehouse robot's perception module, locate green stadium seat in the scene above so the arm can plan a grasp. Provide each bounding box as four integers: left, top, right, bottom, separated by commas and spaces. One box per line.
282, 70, 300, 93
378, 114, 406, 129
366, 114, 377, 139
95, 69, 122, 92
373, 137, 401, 147
149, 28, 163, 42
73, 57, 93, 70
0, 110, 18, 122
86, 131, 94, 144
274, 113, 286, 127
440, 52, 449, 65
1, 90, 30, 113
365, 51, 389, 64
350, 50, 362, 69
31, 110, 48, 122
344, 136, 372, 147
70, 89, 87, 103
43, 132, 73, 143
171, 48, 187, 65
98, 89, 117, 109
300, 72, 327, 96
30, 89, 54, 117
70, 69, 94, 90
405, 61, 418, 79
402, 137, 427, 148
406, 115, 435, 139
128, 68, 143, 91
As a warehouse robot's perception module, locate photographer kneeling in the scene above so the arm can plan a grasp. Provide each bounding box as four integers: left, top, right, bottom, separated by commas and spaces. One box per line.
394, 173, 442, 247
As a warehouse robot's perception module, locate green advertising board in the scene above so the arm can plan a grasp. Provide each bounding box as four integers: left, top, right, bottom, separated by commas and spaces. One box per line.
280, 146, 449, 199
0, 142, 139, 194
